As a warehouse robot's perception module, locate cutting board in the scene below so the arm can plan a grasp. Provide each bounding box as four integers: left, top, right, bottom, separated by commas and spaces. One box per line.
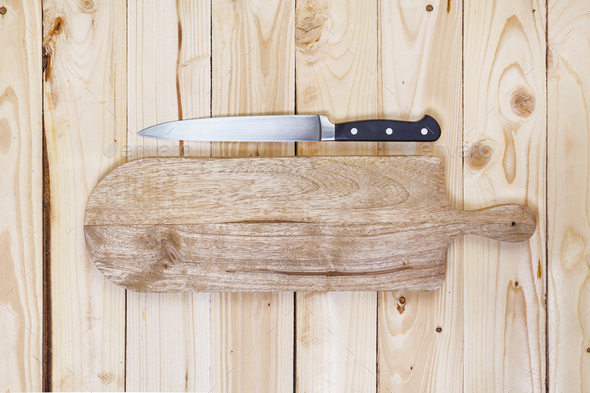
84, 156, 536, 292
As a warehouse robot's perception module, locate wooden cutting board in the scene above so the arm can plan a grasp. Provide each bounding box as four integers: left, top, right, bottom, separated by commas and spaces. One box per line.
84, 156, 536, 292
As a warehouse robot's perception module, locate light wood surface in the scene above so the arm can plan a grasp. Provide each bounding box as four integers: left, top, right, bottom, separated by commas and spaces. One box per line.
547, 0, 590, 391
295, 0, 379, 390
377, 0, 464, 391
464, 0, 547, 391
3, 0, 584, 391
210, 0, 295, 391
0, 1, 42, 391
84, 156, 535, 292
84, 156, 532, 231
42, 0, 127, 390
126, 0, 212, 391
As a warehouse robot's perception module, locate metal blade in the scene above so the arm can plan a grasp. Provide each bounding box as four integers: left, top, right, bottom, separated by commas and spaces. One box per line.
137, 115, 335, 142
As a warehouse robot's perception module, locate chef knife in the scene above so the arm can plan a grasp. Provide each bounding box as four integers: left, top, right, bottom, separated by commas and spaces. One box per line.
137, 114, 441, 142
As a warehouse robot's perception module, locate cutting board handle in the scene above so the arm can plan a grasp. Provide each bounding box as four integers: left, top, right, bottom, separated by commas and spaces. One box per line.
461, 204, 536, 242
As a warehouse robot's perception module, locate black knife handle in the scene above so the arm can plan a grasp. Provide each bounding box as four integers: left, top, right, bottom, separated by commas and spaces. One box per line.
334, 115, 441, 142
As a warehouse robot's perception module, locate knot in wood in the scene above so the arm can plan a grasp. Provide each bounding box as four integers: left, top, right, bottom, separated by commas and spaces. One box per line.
0, 7, 7, 15
467, 141, 493, 170
396, 296, 406, 314
510, 90, 535, 117
296, 16, 324, 49
79, 0, 96, 12
42, 17, 65, 82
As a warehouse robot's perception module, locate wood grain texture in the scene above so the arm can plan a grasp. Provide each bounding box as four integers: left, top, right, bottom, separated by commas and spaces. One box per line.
211, 0, 295, 157
0, 1, 43, 391
547, 0, 590, 391
210, 292, 294, 392
84, 156, 533, 231
126, 0, 212, 390
377, 0, 464, 391
42, 0, 127, 390
177, 0, 212, 158
210, 0, 295, 391
84, 156, 534, 292
84, 155, 446, 225
2, 0, 577, 390
126, 292, 211, 391
464, 0, 546, 391
295, 0, 378, 390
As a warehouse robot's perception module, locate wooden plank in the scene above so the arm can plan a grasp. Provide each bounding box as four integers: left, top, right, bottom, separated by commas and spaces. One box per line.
126, 292, 211, 391
547, 0, 590, 391
463, 0, 546, 391
177, 0, 213, 159
84, 156, 534, 229
84, 155, 536, 292
295, 0, 378, 391
0, 1, 42, 391
211, 0, 295, 158
42, 0, 127, 390
376, 0, 464, 391
126, 0, 212, 390
210, 0, 295, 391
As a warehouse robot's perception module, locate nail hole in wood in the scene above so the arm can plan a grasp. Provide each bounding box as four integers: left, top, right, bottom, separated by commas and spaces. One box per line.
511, 221, 516, 226
426, 4, 433, 12
436, 327, 442, 333
0, 7, 7, 15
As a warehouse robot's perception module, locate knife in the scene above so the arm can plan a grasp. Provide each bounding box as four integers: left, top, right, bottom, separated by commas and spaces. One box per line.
137, 114, 441, 142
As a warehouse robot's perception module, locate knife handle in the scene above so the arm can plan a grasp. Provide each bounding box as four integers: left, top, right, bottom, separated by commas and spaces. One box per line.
334, 115, 441, 142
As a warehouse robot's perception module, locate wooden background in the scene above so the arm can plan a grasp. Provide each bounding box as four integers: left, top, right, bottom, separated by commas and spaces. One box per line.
1, 0, 588, 391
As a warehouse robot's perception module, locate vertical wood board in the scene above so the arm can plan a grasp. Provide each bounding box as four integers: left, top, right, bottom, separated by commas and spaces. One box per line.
126, 0, 212, 391
377, 0, 464, 391
0, 1, 43, 391
295, 0, 378, 391
547, 0, 590, 391
463, 1, 547, 391
210, 0, 295, 391
43, 0, 127, 390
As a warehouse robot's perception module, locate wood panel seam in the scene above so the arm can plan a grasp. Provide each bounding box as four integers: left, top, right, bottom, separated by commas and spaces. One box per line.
42, 70, 53, 393
544, 0, 549, 391
293, 292, 297, 393
124, 1, 129, 390
462, 3, 467, 393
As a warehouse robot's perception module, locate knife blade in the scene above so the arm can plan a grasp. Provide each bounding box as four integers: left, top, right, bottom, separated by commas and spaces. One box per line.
137, 114, 441, 142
